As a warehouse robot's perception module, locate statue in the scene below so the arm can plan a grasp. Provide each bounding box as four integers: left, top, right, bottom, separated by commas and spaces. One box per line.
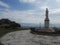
46, 8, 48, 18
45, 8, 49, 28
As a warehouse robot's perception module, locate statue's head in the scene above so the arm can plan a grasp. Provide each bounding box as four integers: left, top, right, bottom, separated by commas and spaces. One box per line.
46, 8, 49, 15
46, 8, 48, 10
46, 8, 48, 12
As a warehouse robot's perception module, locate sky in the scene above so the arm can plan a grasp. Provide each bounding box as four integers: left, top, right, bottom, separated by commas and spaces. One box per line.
0, 0, 60, 24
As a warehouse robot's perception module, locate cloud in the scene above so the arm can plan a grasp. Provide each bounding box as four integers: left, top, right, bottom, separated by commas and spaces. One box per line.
49, 8, 60, 14
1, 7, 60, 24
1, 8, 60, 24
56, 0, 60, 2
0, 0, 60, 24
33, 0, 50, 10
47, 8, 60, 24
40, 5, 49, 10
0, 9, 44, 24
19, 0, 50, 10
19, 0, 36, 3
0, 1, 10, 8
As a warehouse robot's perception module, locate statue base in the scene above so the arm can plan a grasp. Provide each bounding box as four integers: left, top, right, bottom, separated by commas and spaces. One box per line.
42, 28, 55, 32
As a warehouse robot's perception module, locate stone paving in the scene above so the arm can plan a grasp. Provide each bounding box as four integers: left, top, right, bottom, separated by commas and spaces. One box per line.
0, 30, 60, 45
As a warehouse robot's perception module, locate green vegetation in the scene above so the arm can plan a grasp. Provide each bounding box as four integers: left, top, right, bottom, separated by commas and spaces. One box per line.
0, 28, 21, 45
0, 19, 30, 45
0, 28, 20, 37
0, 19, 21, 29
0, 19, 21, 45
0, 42, 3, 45
0, 28, 30, 45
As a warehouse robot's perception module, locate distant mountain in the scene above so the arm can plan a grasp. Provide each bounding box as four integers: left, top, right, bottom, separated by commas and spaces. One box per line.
50, 23, 60, 27
20, 23, 44, 28
20, 23, 39, 28
20, 23, 60, 28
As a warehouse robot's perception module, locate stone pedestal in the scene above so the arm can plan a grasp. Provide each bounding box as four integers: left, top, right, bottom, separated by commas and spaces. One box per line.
44, 28, 55, 32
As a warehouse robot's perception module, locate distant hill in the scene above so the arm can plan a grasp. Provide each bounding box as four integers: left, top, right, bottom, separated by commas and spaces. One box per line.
20, 23, 60, 28
0, 19, 21, 29
20, 23, 42, 28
